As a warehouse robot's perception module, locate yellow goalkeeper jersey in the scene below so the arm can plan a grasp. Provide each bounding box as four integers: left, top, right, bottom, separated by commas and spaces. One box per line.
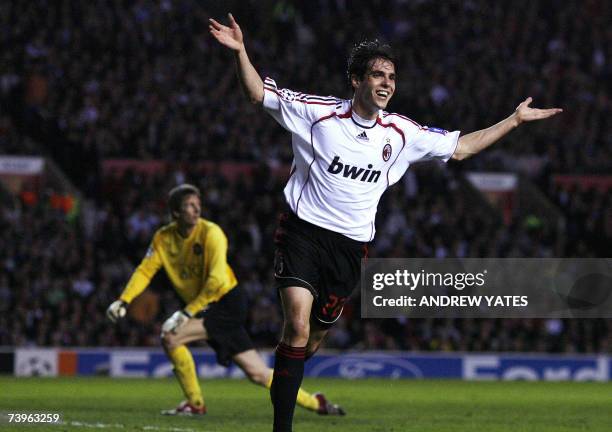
119, 218, 238, 316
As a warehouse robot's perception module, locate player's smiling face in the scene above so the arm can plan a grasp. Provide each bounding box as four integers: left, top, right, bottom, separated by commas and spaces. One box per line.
177, 194, 201, 228
352, 58, 396, 119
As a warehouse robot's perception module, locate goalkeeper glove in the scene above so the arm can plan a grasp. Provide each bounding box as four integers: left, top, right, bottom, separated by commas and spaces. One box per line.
106, 300, 128, 323
161, 310, 192, 334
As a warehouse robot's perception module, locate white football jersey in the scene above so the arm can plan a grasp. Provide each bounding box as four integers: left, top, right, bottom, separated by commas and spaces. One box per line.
263, 77, 460, 242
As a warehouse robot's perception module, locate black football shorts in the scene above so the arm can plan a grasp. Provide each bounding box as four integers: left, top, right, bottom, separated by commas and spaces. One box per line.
273, 211, 367, 328
197, 285, 254, 367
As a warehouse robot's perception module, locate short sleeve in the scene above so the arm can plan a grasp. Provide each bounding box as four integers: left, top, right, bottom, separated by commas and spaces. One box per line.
262, 77, 339, 137
414, 127, 460, 162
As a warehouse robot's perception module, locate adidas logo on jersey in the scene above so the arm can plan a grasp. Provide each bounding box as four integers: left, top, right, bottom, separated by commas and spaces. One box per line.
356, 131, 369, 141
327, 156, 381, 183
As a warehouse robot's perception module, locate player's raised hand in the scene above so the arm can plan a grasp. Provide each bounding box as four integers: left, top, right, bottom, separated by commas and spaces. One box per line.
209, 13, 244, 52
514, 97, 563, 125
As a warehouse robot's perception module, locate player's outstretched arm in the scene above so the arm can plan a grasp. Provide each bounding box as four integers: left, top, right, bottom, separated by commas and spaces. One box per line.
209, 13, 264, 104
452, 97, 562, 160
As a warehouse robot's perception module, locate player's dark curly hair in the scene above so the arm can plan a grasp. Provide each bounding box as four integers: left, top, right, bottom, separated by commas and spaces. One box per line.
346, 39, 396, 88
168, 184, 201, 217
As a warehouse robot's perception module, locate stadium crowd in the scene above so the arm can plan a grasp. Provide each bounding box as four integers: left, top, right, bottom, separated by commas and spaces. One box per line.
1, 0, 610, 353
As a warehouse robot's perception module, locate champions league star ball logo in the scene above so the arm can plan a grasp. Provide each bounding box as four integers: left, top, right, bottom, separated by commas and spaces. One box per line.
18, 357, 53, 376
279, 88, 296, 101
382, 143, 392, 161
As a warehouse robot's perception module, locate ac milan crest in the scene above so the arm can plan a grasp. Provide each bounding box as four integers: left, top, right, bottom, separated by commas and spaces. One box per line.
382, 143, 392, 161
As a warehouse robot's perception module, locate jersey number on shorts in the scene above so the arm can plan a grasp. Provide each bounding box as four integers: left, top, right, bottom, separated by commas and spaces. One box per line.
321, 294, 346, 319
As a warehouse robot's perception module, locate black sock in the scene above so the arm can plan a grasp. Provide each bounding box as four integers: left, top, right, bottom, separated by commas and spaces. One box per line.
270, 342, 306, 432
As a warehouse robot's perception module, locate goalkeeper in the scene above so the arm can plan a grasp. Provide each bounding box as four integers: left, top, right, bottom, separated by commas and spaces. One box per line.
107, 184, 343, 416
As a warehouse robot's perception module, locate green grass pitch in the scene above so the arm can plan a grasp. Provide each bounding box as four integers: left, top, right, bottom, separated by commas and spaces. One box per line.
1, 377, 610, 431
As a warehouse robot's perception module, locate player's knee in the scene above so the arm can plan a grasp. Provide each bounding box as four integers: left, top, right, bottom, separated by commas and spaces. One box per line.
246, 368, 269, 386
284, 318, 310, 343
161, 332, 178, 350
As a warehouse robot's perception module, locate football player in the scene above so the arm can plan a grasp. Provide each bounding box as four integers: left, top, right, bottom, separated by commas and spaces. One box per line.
107, 184, 344, 416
